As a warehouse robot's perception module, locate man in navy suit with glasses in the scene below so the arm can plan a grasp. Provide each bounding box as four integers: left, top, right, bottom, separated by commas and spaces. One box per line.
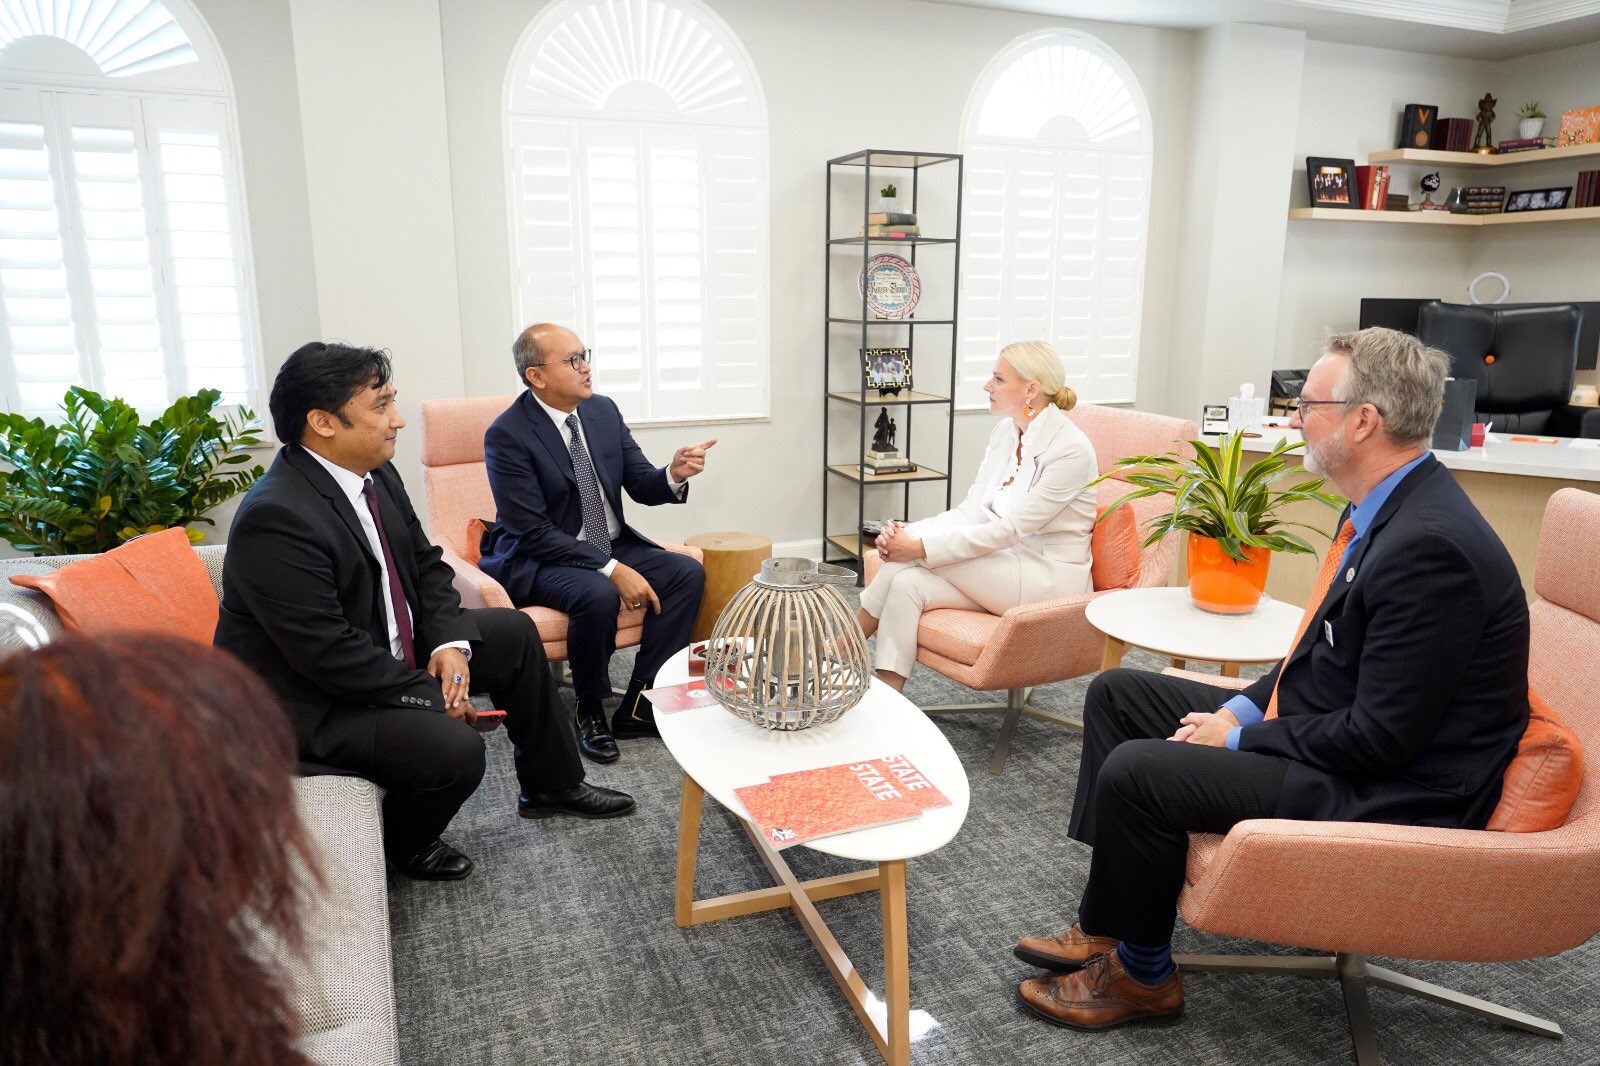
478, 323, 711, 765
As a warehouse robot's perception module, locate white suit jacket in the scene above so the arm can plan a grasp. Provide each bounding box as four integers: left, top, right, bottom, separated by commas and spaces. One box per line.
906, 404, 1097, 604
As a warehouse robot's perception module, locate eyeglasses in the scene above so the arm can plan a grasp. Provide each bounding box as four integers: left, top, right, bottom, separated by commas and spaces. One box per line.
1296, 395, 1387, 416
530, 349, 592, 372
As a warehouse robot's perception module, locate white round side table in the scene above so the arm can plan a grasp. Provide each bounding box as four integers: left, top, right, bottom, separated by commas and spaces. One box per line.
1085, 586, 1304, 677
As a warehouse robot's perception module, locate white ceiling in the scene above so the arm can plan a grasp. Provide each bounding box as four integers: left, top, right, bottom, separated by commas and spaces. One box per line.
921, 0, 1600, 57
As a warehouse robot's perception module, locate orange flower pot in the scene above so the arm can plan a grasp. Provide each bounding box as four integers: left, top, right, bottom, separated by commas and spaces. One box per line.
1186, 533, 1272, 615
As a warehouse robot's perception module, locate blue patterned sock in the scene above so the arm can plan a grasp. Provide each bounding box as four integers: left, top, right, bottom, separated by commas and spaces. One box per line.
1115, 940, 1175, 985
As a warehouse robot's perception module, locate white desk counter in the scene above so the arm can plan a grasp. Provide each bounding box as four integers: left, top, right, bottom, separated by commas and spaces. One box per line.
1185, 424, 1600, 602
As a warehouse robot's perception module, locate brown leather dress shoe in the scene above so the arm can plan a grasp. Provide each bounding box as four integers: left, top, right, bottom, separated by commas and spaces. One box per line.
1016, 951, 1183, 1031
1013, 922, 1120, 971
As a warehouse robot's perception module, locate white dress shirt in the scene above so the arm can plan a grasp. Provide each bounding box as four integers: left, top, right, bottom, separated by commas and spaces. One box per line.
529, 390, 685, 576
304, 448, 469, 665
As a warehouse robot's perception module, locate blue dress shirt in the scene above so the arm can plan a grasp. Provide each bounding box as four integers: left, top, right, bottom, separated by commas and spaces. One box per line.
1222, 452, 1429, 749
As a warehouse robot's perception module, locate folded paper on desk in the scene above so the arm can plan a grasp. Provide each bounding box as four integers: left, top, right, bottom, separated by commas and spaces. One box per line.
1570, 438, 1600, 449
640, 678, 719, 713
736, 756, 949, 849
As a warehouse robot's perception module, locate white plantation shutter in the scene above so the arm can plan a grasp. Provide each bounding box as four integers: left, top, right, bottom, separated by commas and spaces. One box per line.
0, 2, 257, 419
506, 0, 768, 423
958, 32, 1152, 408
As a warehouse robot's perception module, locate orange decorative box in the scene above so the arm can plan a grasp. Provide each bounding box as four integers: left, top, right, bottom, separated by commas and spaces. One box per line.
1558, 106, 1600, 146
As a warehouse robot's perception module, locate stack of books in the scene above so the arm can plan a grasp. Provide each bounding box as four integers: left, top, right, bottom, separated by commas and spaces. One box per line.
1354, 165, 1391, 209
860, 211, 919, 238
1577, 170, 1600, 208
1385, 192, 1411, 211
1436, 117, 1473, 153
1496, 137, 1556, 154
735, 755, 950, 849
1452, 185, 1507, 214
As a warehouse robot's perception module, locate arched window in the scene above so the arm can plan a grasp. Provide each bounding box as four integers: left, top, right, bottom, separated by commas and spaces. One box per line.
504, 0, 769, 423
958, 30, 1152, 406
0, 0, 259, 419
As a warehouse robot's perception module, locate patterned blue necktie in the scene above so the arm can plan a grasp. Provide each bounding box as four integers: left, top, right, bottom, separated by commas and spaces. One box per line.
565, 413, 612, 557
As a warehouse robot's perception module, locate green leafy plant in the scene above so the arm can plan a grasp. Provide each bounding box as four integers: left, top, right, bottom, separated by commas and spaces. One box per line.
880, 182, 897, 198
1518, 100, 1546, 120
1093, 430, 1346, 563
0, 387, 265, 555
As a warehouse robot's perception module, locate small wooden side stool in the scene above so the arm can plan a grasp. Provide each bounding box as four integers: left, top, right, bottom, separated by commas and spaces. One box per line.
684, 531, 772, 642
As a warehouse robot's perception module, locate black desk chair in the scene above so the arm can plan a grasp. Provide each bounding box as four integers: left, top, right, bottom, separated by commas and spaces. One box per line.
1417, 301, 1600, 438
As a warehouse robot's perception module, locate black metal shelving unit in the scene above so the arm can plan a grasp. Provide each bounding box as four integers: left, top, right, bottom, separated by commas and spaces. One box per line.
822, 149, 963, 574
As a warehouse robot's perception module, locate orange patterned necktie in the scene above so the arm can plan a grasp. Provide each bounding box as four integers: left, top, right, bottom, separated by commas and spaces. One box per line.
1265, 519, 1355, 719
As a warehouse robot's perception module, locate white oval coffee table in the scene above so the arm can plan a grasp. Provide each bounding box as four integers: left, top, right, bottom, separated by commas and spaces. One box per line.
1085, 586, 1304, 676
655, 645, 970, 1066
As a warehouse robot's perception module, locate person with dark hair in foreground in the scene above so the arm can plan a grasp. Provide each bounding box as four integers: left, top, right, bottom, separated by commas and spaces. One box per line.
1011, 327, 1529, 1031
0, 635, 314, 1066
216, 341, 633, 883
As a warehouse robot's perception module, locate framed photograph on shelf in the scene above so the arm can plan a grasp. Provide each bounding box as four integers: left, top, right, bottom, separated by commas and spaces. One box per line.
1306, 157, 1359, 209
862, 347, 912, 395
1504, 186, 1572, 212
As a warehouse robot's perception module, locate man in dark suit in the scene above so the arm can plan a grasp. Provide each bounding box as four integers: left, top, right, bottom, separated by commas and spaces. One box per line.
215, 343, 634, 883
478, 323, 710, 764
1011, 327, 1530, 1031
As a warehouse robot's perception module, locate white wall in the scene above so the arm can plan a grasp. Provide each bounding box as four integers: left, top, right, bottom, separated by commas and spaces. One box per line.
1274, 40, 1487, 372
287, 0, 466, 488
440, 0, 1195, 551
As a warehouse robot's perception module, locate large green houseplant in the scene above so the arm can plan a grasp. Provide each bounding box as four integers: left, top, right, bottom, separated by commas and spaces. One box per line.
1095, 430, 1346, 613
0, 387, 265, 555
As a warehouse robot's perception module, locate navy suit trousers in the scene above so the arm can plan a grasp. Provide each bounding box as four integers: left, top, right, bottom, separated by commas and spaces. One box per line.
528, 530, 705, 707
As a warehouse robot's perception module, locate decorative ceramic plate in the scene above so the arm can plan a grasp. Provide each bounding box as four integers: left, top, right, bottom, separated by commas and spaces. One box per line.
857, 254, 921, 319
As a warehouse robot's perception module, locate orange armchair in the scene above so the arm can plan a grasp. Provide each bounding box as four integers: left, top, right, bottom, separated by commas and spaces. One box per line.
862, 403, 1197, 773
418, 395, 702, 675
1165, 487, 1600, 1063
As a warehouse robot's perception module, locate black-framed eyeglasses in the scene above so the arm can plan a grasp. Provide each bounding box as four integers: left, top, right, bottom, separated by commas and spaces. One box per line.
1297, 395, 1386, 416
530, 349, 591, 372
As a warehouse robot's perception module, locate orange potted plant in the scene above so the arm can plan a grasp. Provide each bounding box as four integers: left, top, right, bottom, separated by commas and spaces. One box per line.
1094, 430, 1345, 614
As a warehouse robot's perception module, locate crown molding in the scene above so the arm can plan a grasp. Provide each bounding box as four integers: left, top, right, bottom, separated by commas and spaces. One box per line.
1506, 0, 1600, 31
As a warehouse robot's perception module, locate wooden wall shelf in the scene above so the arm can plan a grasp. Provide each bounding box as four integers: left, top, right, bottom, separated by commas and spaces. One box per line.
1367, 142, 1600, 168
1288, 206, 1600, 226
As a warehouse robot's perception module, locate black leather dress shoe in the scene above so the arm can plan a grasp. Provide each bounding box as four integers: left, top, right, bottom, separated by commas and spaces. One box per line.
393, 839, 473, 881
518, 782, 637, 819
575, 704, 619, 764
610, 677, 660, 739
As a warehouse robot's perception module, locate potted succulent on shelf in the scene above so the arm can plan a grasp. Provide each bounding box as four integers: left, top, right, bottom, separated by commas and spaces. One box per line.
1518, 101, 1547, 140
1094, 430, 1346, 614
878, 182, 899, 213
0, 386, 264, 555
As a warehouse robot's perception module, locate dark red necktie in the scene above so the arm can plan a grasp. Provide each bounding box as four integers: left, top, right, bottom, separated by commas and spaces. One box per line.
361, 478, 416, 668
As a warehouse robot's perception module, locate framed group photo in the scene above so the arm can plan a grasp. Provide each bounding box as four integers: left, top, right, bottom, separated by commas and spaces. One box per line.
1306, 156, 1359, 209
1504, 187, 1572, 212
862, 347, 912, 394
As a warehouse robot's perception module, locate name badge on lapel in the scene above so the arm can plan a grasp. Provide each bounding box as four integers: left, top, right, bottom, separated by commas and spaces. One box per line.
1324, 620, 1335, 648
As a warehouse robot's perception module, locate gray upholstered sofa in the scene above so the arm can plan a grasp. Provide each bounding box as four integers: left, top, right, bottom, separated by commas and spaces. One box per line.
0, 546, 399, 1066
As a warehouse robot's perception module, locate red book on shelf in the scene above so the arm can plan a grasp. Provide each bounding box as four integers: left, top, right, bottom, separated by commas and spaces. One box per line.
1373, 166, 1391, 209
735, 763, 923, 849
1355, 165, 1377, 209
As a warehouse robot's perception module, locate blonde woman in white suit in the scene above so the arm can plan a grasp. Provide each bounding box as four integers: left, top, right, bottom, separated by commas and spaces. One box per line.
858, 340, 1097, 693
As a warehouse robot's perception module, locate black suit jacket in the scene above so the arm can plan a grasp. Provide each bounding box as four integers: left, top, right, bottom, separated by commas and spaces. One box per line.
1237, 454, 1529, 829
214, 445, 478, 747
477, 391, 686, 605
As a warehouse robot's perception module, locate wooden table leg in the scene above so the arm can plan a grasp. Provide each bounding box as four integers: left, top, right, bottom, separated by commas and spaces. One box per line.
1220, 661, 1241, 678
1099, 636, 1127, 673
880, 860, 909, 1066
675, 774, 704, 927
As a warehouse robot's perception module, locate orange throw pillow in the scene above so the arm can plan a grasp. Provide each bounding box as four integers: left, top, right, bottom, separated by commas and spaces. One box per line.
1091, 503, 1141, 591
463, 518, 489, 567
8, 527, 217, 645
1487, 689, 1584, 833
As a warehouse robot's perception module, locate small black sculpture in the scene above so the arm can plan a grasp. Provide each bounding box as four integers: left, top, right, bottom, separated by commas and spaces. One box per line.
871, 407, 898, 452
1473, 93, 1497, 152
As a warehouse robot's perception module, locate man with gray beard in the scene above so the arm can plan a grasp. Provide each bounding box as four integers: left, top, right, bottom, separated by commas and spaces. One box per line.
1007, 327, 1529, 1034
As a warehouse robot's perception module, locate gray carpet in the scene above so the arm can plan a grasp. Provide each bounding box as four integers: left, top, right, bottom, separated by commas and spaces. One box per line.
388, 597, 1598, 1065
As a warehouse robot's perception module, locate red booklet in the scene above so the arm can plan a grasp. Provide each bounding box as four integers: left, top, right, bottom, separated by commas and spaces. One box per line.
735, 763, 924, 849
773, 755, 950, 813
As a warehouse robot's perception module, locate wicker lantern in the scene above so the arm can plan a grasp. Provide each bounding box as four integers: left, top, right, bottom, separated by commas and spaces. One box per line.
704, 558, 871, 731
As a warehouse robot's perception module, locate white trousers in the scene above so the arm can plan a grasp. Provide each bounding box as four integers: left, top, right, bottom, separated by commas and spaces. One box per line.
859, 556, 1029, 678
